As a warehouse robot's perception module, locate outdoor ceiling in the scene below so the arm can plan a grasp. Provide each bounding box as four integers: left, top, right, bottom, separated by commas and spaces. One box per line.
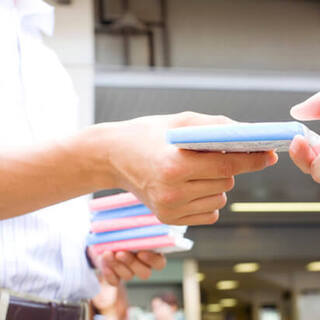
200, 260, 320, 303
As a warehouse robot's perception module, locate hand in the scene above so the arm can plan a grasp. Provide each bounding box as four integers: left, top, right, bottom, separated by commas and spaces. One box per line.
93, 112, 278, 225
88, 248, 166, 286
153, 300, 175, 320
289, 93, 320, 182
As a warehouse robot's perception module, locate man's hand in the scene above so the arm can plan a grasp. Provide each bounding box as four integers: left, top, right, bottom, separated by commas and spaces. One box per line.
0, 112, 277, 221
92, 112, 278, 225
88, 247, 166, 286
289, 93, 320, 182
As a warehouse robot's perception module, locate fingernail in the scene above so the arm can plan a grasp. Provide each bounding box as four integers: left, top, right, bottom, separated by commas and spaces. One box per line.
266, 152, 278, 167
290, 104, 302, 118
290, 103, 314, 120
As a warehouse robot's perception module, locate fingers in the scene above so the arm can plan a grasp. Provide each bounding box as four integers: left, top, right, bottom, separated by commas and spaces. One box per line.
185, 178, 235, 199
137, 251, 167, 270
162, 194, 225, 224
159, 178, 234, 209
291, 92, 320, 120
100, 251, 133, 284
289, 135, 316, 174
101, 267, 120, 286
289, 135, 320, 184
115, 251, 152, 280
183, 150, 278, 180
97, 252, 120, 286
152, 149, 277, 225
185, 193, 227, 215
177, 210, 220, 226
96, 251, 166, 286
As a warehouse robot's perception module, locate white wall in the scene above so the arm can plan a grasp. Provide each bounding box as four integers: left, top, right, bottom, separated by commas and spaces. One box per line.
96, 0, 320, 71
298, 293, 320, 320
45, 0, 95, 128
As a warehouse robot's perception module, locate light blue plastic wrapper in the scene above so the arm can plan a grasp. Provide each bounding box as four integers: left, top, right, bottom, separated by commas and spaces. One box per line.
167, 121, 320, 152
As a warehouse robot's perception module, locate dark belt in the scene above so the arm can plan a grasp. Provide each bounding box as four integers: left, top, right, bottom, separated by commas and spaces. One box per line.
6, 296, 84, 320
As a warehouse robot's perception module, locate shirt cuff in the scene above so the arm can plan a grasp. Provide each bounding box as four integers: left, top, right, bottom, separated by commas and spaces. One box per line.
85, 246, 96, 269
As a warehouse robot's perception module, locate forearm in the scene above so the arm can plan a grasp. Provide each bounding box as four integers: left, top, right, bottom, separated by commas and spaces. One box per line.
0, 125, 115, 220
0, 112, 277, 225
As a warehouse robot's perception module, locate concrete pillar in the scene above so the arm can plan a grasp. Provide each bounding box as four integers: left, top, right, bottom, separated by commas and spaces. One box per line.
251, 299, 260, 320
277, 301, 285, 320
183, 259, 201, 320
291, 290, 299, 320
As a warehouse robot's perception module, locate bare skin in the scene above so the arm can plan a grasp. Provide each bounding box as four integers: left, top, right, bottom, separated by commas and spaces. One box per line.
289, 93, 320, 182
0, 111, 278, 285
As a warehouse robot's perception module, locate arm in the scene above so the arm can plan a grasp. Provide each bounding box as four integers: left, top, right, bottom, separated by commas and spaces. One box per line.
0, 112, 277, 222
1, 112, 277, 285
289, 93, 320, 182
0, 128, 110, 220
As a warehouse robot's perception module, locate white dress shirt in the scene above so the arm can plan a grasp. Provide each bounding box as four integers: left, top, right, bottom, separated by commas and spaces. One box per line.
0, 0, 100, 302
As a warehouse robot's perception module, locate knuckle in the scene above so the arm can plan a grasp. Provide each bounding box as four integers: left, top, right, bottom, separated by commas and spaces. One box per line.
179, 111, 197, 123
155, 190, 179, 207
159, 158, 183, 182
206, 214, 218, 224
125, 273, 134, 281
155, 209, 172, 224
139, 270, 152, 280
108, 277, 118, 286
214, 115, 231, 124
216, 193, 227, 209
224, 177, 235, 191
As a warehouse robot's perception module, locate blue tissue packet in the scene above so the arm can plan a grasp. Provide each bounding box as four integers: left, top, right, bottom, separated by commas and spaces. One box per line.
167, 121, 320, 152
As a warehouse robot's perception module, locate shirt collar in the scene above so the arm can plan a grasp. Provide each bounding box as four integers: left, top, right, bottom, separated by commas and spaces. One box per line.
15, 0, 55, 36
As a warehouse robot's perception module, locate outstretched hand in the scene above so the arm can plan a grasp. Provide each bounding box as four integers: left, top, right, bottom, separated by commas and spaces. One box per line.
94, 112, 278, 226
289, 93, 320, 182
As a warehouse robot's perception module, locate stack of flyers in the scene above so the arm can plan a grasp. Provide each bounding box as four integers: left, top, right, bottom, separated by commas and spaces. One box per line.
87, 192, 193, 255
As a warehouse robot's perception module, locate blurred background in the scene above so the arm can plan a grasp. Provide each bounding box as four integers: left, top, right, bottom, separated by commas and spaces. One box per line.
47, 0, 320, 319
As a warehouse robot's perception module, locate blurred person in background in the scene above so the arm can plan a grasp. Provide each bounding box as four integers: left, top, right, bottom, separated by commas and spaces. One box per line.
0, 0, 278, 319
148, 293, 184, 320
91, 277, 128, 320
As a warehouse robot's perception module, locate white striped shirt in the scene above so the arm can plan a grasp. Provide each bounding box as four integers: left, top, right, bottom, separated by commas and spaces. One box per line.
0, 0, 100, 302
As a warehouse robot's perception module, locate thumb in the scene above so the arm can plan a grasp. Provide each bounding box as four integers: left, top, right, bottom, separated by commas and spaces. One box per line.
291, 92, 320, 121
172, 111, 237, 128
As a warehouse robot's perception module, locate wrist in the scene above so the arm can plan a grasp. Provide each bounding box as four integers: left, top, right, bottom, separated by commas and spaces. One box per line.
74, 123, 122, 191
